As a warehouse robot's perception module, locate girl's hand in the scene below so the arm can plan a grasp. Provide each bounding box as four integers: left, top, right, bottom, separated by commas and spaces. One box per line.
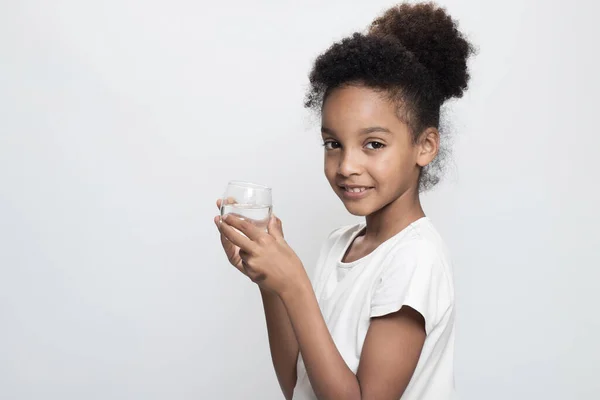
214, 211, 308, 296
214, 199, 243, 271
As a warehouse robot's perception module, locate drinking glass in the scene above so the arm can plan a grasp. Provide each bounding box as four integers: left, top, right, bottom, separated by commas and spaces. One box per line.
220, 181, 272, 231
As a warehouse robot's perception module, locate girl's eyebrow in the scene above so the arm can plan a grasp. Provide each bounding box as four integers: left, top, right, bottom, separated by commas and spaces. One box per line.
321, 126, 336, 137
321, 126, 392, 136
359, 126, 392, 135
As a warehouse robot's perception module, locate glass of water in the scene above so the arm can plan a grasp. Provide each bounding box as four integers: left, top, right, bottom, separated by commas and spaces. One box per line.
220, 181, 272, 231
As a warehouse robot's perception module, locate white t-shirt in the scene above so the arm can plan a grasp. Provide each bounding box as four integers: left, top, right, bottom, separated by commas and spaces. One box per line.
292, 217, 455, 400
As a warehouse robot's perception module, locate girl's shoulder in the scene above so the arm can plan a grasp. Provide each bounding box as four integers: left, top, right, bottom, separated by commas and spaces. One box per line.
385, 217, 450, 258
381, 218, 454, 287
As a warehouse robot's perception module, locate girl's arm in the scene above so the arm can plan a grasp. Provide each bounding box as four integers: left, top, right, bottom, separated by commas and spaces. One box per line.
260, 287, 299, 400
281, 280, 426, 400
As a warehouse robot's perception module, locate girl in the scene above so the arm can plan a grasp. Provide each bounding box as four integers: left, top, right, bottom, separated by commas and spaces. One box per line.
214, 2, 474, 399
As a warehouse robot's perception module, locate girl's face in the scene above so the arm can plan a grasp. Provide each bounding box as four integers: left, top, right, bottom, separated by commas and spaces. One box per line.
321, 85, 431, 216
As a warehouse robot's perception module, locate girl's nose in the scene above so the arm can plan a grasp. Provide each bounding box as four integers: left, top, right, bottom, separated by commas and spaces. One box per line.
337, 150, 362, 177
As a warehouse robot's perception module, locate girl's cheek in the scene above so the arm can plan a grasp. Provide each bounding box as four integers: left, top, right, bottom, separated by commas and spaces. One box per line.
324, 160, 337, 177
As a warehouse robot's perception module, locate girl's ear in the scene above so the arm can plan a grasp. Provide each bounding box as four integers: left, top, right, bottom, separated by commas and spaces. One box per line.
416, 127, 439, 167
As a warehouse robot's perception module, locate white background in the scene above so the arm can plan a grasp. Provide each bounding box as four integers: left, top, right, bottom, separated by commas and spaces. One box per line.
1, 0, 598, 399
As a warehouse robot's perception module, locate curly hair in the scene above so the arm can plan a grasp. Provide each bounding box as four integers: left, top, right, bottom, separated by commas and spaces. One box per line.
305, 2, 475, 191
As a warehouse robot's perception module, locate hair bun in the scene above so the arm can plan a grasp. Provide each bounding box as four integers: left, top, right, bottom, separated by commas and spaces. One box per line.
368, 2, 474, 101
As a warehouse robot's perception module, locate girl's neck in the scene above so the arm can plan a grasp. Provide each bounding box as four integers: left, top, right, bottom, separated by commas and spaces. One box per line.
362, 186, 425, 245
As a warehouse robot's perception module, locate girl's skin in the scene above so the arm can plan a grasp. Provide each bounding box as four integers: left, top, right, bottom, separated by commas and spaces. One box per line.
214, 84, 440, 400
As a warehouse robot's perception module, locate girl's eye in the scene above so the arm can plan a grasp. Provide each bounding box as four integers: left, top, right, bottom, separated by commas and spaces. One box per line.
323, 140, 340, 150
366, 141, 385, 150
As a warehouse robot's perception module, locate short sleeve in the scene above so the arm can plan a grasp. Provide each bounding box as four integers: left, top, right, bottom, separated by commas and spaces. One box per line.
369, 240, 453, 334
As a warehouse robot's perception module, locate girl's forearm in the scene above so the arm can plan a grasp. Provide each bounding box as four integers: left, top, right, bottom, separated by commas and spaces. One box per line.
260, 288, 299, 400
280, 280, 361, 400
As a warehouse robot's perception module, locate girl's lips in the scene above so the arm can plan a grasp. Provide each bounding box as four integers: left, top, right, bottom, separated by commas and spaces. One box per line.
340, 187, 373, 200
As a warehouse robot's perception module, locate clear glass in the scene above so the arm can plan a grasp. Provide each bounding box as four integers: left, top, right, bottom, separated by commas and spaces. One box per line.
220, 180, 272, 231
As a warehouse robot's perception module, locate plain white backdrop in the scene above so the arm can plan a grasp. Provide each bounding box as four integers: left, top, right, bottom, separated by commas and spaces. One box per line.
1, 0, 598, 399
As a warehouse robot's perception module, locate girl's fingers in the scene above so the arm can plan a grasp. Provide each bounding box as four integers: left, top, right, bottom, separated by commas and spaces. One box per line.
239, 249, 250, 260
217, 197, 237, 210
222, 214, 263, 242
219, 217, 256, 251
215, 216, 238, 251
267, 215, 284, 240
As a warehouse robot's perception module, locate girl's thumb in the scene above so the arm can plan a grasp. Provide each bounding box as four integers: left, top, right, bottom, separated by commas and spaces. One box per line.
267, 214, 284, 239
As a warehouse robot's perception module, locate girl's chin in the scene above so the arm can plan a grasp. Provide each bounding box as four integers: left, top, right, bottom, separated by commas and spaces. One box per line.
342, 202, 373, 217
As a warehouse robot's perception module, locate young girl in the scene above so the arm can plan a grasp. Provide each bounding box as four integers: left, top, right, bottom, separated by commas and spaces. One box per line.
214, 2, 474, 399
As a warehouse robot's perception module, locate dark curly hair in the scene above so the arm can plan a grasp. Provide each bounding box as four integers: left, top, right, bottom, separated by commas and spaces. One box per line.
305, 2, 475, 191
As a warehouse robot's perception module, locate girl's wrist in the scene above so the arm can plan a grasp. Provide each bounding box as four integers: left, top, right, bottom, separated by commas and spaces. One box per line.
278, 272, 312, 305
259, 286, 277, 298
